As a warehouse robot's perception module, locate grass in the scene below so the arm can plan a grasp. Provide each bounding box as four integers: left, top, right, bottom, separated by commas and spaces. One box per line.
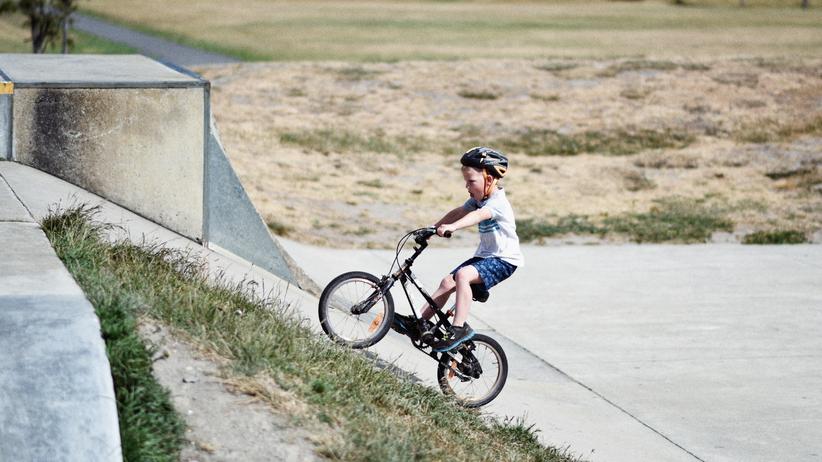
742, 230, 808, 244
597, 59, 712, 77
77, 1, 822, 61
266, 218, 294, 237
604, 197, 734, 243
458, 89, 500, 100
280, 128, 434, 155
43, 205, 580, 462
734, 115, 822, 144
484, 127, 695, 157
518, 197, 735, 243
517, 215, 606, 242
0, 16, 137, 54
40, 207, 185, 462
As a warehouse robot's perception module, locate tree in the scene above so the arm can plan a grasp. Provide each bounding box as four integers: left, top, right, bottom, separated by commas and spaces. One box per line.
0, 0, 78, 53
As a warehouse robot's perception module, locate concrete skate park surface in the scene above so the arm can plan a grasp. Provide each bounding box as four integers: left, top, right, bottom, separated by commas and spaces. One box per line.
281, 237, 822, 462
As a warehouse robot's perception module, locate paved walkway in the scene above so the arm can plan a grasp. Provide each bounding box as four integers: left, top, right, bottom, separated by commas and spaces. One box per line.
73, 13, 238, 67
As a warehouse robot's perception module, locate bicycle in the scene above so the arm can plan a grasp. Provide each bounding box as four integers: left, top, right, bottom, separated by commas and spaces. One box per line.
318, 227, 508, 407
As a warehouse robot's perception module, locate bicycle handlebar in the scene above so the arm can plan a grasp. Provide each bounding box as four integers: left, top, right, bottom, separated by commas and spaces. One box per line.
413, 227, 452, 245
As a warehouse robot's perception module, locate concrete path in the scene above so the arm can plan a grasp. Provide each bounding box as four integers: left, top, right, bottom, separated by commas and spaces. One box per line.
0, 164, 121, 461
73, 13, 239, 67
280, 236, 822, 462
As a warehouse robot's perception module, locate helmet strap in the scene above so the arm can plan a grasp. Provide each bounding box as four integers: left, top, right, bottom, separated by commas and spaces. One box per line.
482, 170, 497, 200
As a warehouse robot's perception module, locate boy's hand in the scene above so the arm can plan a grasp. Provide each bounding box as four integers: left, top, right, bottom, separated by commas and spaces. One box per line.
437, 224, 456, 237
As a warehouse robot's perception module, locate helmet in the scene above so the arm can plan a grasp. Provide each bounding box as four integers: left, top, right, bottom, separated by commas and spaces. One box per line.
460, 147, 508, 178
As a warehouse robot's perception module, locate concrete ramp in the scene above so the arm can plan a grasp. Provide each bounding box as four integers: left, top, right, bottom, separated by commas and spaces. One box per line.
0, 54, 299, 286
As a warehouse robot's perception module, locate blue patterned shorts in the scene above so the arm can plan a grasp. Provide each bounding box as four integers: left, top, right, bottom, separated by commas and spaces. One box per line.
451, 257, 517, 291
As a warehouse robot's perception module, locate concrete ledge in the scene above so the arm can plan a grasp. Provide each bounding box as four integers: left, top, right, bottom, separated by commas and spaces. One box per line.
0, 222, 121, 462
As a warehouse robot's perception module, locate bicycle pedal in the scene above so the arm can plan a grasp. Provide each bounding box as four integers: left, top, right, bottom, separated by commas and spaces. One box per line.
420, 330, 436, 345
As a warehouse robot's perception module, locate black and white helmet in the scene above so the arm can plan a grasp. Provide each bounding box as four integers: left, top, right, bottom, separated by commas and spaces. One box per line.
460, 147, 508, 178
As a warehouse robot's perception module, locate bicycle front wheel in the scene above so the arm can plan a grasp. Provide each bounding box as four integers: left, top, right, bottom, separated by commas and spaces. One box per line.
437, 333, 508, 408
318, 271, 394, 349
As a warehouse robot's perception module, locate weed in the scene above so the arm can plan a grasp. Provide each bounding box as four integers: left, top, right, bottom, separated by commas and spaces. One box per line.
458, 89, 500, 100
531, 93, 561, 102
357, 179, 384, 188
743, 230, 807, 244
41, 206, 580, 462
517, 215, 606, 242
734, 115, 822, 143
280, 128, 432, 155
266, 219, 293, 236
623, 169, 656, 191
336, 66, 383, 81
597, 60, 679, 78
496, 127, 694, 156
286, 87, 306, 97
604, 197, 733, 243
633, 152, 699, 169
712, 72, 759, 88
536, 62, 578, 73
620, 87, 651, 100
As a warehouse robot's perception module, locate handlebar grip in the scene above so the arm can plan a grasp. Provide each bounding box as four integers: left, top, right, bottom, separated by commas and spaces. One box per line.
443, 231, 452, 238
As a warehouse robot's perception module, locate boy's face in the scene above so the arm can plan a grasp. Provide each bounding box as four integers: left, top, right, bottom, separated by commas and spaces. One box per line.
463, 167, 488, 201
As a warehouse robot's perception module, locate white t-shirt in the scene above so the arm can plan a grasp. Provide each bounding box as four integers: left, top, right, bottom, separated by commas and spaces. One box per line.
462, 188, 524, 267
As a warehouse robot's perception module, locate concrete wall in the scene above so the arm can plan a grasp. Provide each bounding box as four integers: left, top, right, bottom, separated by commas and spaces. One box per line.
12, 87, 204, 240
0, 54, 303, 286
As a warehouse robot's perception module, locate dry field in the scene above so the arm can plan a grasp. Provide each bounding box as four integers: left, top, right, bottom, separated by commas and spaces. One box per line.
198, 57, 822, 248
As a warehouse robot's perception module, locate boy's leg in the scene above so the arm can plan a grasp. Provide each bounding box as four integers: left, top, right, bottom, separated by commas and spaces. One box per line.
429, 266, 481, 352
452, 265, 482, 327
419, 274, 456, 320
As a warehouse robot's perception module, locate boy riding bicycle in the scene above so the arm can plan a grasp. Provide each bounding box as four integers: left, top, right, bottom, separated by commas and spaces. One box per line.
394, 147, 524, 352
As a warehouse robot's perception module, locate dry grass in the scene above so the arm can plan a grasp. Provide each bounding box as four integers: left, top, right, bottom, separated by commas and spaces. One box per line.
80, 0, 822, 60
198, 57, 822, 247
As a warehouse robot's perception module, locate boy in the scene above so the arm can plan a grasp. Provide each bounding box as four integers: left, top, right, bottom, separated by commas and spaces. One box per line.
395, 147, 524, 352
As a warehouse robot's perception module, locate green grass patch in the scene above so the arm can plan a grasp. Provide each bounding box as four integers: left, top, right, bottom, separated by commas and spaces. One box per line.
742, 230, 808, 244
335, 66, 384, 81
517, 215, 606, 242
483, 127, 695, 157
519, 197, 734, 243
280, 128, 434, 155
43, 205, 580, 462
40, 207, 185, 462
734, 115, 822, 144
603, 197, 733, 243
458, 89, 500, 100
596, 59, 711, 77
266, 219, 294, 237
535, 62, 579, 73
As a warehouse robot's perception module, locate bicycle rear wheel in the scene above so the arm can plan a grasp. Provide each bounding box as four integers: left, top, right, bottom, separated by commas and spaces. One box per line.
318, 271, 394, 349
437, 333, 508, 408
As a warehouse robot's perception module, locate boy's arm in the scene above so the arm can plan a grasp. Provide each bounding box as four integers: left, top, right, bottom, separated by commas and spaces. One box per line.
433, 206, 469, 228
437, 208, 492, 236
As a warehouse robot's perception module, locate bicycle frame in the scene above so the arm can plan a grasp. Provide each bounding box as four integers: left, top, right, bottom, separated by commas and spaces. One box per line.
377, 233, 459, 360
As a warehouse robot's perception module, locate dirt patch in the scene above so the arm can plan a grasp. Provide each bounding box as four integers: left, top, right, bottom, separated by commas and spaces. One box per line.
197, 58, 822, 247
138, 319, 322, 462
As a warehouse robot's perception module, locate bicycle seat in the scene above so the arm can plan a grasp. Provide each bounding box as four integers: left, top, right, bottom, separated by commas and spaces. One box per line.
471, 284, 489, 303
